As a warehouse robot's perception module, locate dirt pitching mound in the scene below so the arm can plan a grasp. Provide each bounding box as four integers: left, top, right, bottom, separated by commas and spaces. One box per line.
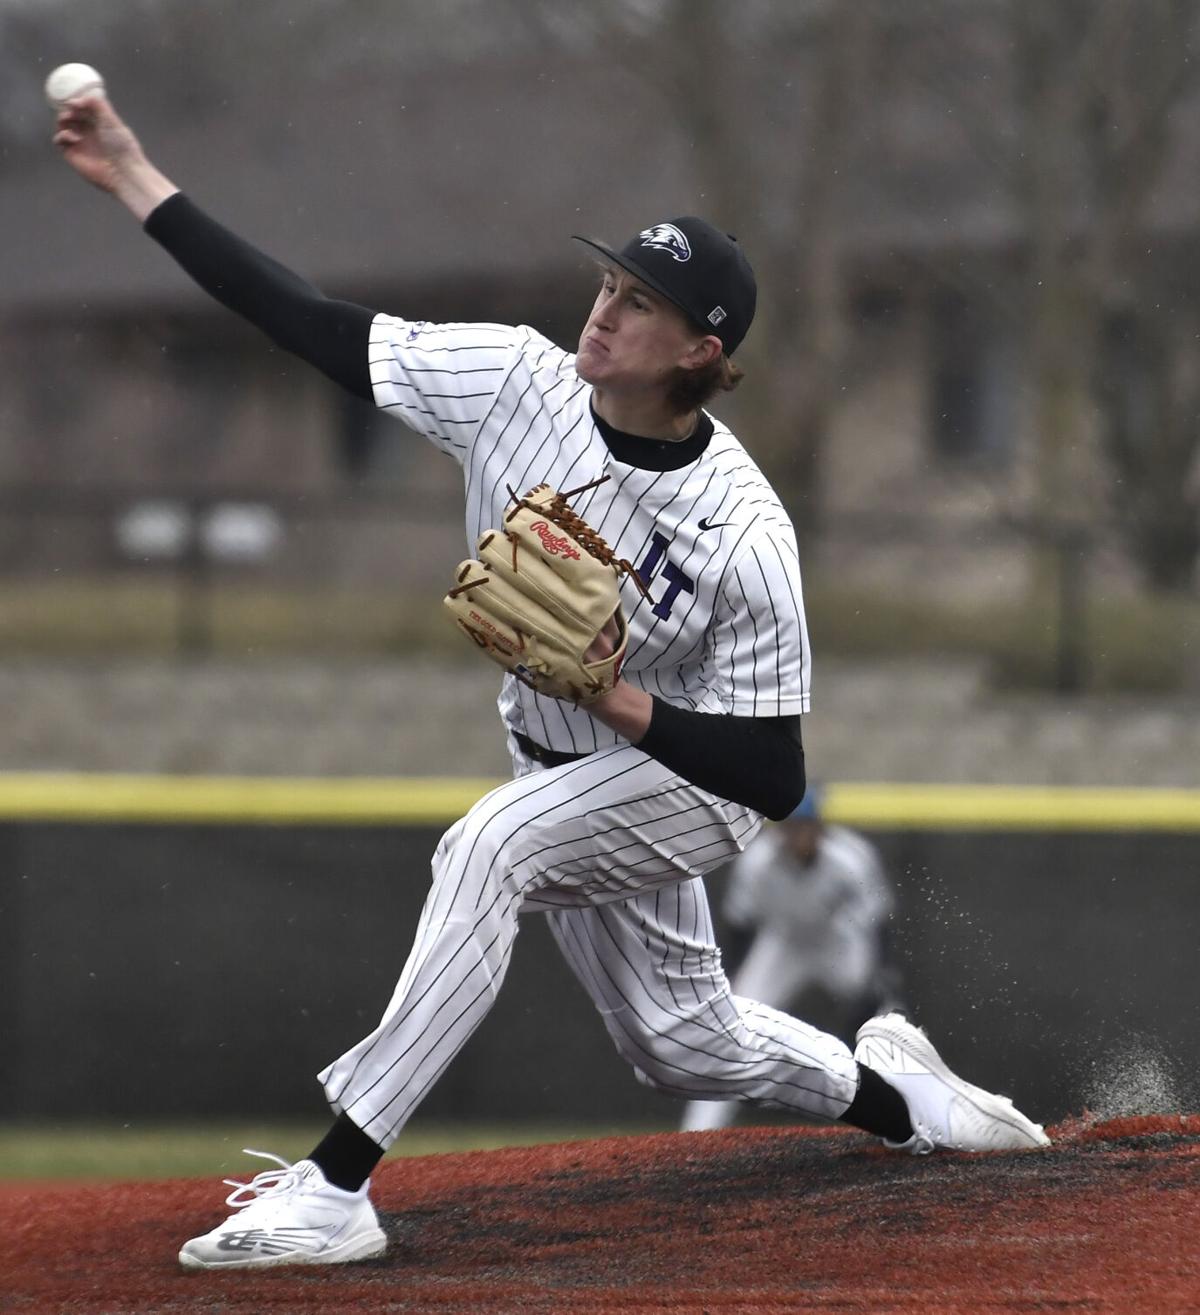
3, 1114, 1199, 1313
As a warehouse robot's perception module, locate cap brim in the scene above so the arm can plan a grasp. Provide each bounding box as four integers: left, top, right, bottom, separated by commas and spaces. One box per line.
571, 235, 709, 336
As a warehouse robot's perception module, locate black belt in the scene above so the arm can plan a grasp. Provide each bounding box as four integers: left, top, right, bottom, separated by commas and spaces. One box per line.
514, 732, 589, 769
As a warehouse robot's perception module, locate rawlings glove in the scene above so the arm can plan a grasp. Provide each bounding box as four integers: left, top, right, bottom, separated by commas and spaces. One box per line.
444, 477, 647, 704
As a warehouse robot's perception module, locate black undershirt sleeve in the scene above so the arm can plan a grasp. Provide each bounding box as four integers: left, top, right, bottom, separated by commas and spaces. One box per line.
638, 699, 806, 821
143, 192, 376, 402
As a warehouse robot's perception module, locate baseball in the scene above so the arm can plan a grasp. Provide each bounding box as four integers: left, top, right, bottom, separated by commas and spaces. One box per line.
44, 62, 106, 108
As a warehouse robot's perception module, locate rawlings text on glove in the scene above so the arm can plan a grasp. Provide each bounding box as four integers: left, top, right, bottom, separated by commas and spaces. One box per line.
443, 478, 648, 704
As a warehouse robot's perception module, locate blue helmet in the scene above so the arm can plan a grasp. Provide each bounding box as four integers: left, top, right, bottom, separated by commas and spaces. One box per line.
788, 785, 823, 822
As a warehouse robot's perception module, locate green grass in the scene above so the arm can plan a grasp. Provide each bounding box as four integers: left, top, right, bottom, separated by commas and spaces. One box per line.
0, 576, 1194, 692
0, 581, 462, 658
806, 581, 1198, 693
0, 1119, 667, 1183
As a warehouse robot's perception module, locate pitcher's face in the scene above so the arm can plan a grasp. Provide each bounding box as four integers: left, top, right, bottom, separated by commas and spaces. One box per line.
575, 267, 711, 396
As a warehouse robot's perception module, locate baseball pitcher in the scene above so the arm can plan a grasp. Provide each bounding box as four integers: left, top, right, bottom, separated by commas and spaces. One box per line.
53, 85, 1049, 1273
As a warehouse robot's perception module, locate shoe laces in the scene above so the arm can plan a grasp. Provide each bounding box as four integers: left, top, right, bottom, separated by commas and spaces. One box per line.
223, 1148, 311, 1211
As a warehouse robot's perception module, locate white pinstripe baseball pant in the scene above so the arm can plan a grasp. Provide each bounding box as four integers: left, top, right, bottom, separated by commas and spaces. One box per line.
319, 743, 859, 1147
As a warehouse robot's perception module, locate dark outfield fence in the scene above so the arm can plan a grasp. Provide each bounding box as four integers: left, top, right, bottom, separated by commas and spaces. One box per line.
0, 778, 1197, 1128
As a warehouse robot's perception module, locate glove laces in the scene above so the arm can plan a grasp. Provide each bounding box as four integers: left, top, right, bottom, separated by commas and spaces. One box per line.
505, 477, 650, 597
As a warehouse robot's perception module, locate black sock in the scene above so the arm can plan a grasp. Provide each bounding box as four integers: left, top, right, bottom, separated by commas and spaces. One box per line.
839, 1063, 914, 1143
308, 1112, 385, 1192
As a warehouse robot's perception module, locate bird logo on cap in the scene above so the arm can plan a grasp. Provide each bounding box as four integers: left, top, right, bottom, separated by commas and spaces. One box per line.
639, 223, 692, 262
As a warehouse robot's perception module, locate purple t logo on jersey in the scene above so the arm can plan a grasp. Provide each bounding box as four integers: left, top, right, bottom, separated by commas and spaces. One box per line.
638, 531, 696, 620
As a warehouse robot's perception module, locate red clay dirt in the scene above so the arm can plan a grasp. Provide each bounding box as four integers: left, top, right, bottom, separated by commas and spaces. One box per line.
3, 1114, 1199, 1314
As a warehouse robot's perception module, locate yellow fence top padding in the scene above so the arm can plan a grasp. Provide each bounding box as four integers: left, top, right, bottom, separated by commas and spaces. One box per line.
823, 782, 1200, 831
0, 774, 1196, 830
0, 773, 501, 825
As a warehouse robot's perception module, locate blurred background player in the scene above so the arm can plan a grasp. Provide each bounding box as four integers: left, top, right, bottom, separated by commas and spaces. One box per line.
681, 785, 906, 1132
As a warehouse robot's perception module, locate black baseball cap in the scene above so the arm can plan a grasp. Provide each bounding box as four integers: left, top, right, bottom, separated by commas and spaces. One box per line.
572, 217, 757, 355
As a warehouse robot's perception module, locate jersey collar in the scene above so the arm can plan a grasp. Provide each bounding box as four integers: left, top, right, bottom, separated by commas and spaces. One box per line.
590, 402, 714, 472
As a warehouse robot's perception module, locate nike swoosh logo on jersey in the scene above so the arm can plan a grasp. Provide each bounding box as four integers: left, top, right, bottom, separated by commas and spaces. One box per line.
698, 517, 733, 532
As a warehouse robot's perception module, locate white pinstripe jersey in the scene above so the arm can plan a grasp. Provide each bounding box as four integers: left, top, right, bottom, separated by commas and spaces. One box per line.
369, 315, 811, 755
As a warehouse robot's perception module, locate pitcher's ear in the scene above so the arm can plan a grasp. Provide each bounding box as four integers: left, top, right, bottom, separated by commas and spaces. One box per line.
683, 335, 723, 371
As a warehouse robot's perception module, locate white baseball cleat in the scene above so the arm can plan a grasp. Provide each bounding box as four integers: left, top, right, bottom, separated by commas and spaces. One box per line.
854, 1012, 1051, 1155
178, 1149, 386, 1270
